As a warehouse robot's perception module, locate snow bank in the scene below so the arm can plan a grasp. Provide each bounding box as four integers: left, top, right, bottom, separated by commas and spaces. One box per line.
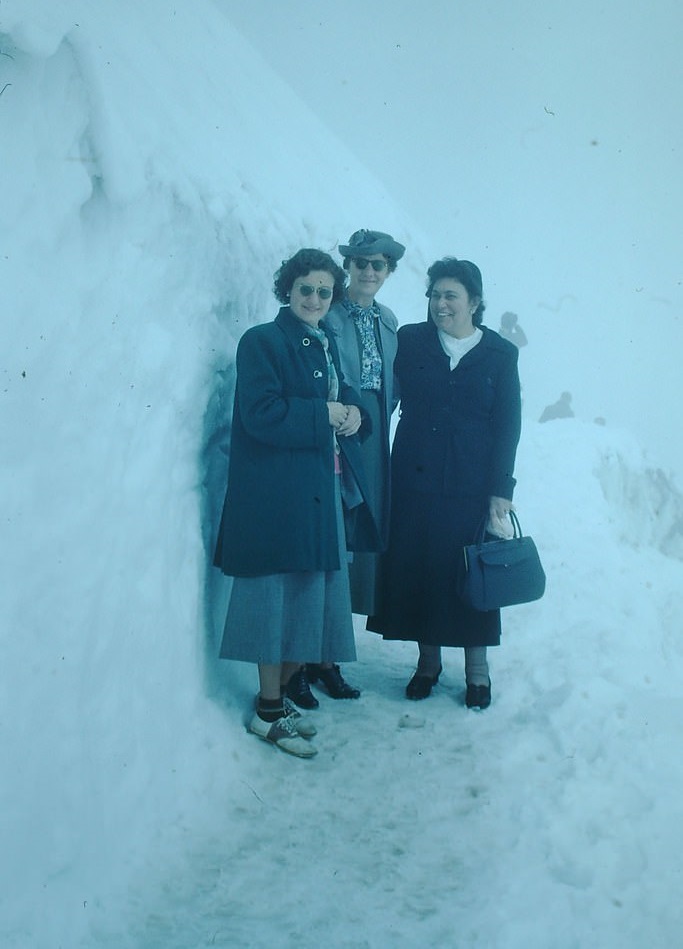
0, 1, 418, 943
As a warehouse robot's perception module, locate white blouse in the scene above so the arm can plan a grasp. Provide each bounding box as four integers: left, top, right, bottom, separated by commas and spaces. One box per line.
438, 327, 483, 369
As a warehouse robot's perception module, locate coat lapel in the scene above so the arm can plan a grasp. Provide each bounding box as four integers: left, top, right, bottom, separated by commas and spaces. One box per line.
274, 307, 328, 398
422, 318, 451, 372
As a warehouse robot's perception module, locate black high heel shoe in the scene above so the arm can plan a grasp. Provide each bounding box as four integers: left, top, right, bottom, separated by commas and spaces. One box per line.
405, 665, 442, 700
465, 680, 491, 709
306, 663, 360, 699
286, 666, 319, 709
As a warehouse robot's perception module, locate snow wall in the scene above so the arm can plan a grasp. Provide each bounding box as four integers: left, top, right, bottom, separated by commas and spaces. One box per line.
0, 1, 421, 943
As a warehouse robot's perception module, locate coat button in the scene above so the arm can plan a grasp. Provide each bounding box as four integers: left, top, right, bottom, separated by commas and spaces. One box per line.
302, 337, 311, 346
313, 370, 323, 378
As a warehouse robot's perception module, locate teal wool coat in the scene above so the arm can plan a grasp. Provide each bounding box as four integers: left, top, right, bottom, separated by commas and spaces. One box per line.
214, 307, 380, 578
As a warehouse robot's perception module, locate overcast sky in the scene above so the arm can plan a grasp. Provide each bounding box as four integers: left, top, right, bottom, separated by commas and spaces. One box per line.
216, 0, 683, 473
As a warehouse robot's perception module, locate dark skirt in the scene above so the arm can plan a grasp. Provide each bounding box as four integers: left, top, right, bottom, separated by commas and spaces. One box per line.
348, 390, 388, 615
367, 489, 501, 648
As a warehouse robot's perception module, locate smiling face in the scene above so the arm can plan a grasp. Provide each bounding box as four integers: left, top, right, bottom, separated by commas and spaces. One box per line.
429, 278, 480, 339
347, 254, 390, 306
288, 269, 336, 326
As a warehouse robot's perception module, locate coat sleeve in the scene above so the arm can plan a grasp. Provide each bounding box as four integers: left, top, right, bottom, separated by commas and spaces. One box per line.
379, 304, 401, 414
488, 345, 522, 500
235, 327, 330, 449
328, 331, 372, 440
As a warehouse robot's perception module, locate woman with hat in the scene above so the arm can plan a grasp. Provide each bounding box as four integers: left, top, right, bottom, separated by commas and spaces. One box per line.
286, 229, 405, 707
367, 256, 521, 709
214, 248, 380, 755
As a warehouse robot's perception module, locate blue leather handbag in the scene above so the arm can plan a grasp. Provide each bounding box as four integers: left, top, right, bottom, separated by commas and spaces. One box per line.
459, 511, 546, 611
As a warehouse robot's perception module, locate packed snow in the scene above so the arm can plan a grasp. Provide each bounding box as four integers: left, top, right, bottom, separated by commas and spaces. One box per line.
1, 2, 682, 947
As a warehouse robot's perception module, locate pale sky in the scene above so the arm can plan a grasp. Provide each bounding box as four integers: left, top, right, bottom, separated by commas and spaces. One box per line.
218, 0, 683, 472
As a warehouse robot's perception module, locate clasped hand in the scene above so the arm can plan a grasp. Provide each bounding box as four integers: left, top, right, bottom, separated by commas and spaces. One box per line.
327, 402, 362, 436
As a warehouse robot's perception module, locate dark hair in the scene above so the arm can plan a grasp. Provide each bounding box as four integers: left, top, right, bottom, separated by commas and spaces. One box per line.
342, 254, 398, 274
425, 257, 486, 326
273, 248, 346, 304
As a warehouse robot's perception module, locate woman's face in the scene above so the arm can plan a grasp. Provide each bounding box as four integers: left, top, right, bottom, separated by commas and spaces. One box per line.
289, 269, 336, 326
429, 278, 479, 338
347, 254, 390, 304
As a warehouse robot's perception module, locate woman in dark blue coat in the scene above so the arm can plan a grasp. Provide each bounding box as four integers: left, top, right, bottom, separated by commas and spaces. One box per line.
214, 248, 379, 756
367, 258, 521, 709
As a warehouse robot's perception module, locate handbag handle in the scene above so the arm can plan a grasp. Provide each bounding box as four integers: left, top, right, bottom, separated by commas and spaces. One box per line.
475, 509, 523, 544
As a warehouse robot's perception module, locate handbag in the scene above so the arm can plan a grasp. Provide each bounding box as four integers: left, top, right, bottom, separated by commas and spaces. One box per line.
458, 511, 546, 611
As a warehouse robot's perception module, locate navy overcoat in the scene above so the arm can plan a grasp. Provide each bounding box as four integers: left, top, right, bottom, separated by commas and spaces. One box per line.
367, 320, 522, 647
214, 307, 380, 578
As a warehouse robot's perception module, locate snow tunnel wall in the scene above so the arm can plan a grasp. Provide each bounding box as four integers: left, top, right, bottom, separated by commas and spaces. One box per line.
0, 2, 420, 942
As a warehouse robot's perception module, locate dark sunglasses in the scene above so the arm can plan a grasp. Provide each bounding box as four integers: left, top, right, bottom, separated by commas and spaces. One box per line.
353, 257, 388, 272
295, 283, 333, 299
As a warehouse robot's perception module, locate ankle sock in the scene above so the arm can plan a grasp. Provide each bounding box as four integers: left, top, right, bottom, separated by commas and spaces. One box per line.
465, 646, 490, 687
257, 696, 284, 723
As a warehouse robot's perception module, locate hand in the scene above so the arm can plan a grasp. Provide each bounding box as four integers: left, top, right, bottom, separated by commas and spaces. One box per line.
327, 401, 348, 429
336, 404, 362, 436
488, 496, 515, 538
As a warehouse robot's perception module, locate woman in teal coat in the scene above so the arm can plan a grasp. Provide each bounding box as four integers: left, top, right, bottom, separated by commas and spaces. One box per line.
367, 258, 521, 709
214, 248, 379, 756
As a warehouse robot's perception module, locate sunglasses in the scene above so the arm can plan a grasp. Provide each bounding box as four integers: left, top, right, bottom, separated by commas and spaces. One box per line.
295, 283, 333, 299
353, 257, 388, 272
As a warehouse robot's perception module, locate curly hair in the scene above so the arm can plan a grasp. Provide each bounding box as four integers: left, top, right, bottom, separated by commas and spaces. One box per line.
273, 248, 347, 304
425, 257, 486, 326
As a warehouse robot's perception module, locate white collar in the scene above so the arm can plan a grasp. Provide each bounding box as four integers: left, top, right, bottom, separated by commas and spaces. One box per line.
438, 327, 482, 369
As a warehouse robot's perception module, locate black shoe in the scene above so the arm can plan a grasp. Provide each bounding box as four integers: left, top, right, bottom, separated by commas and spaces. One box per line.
306, 663, 361, 699
405, 666, 442, 700
286, 667, 319, 710
465, 680, 491, 709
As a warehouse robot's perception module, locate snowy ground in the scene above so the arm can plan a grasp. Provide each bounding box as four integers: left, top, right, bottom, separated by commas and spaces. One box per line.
105, 627, 683, 949
85, 424, 683, 949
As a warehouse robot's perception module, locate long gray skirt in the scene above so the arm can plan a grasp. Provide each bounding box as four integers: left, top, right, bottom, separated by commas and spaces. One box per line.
348, 390, 387, 615
219, 475, 356, 665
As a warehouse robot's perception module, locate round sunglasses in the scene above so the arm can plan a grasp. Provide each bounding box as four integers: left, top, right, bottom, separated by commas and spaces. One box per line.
294, 283, 333, 299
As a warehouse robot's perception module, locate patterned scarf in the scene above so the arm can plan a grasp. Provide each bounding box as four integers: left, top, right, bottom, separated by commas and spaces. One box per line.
344, 299, 382, 391
308, 325, 339, 401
